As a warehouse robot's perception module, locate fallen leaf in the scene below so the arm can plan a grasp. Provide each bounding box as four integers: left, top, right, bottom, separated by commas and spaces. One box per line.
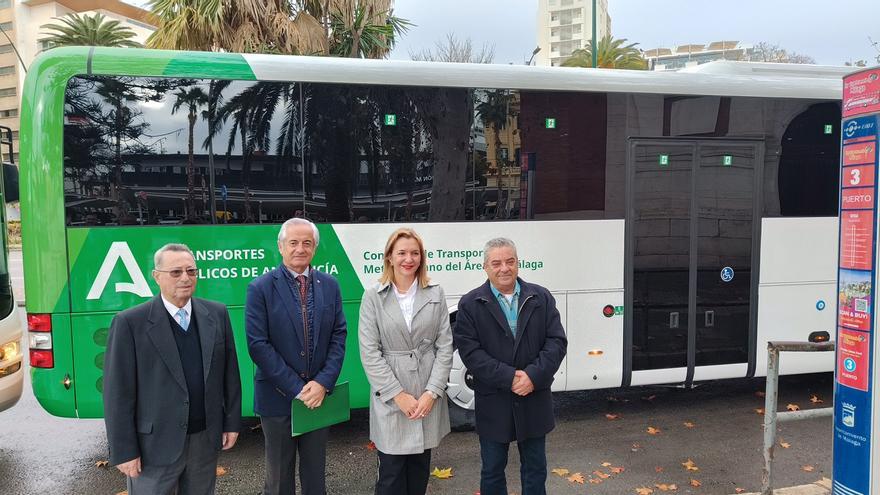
550, 468, 569, 477
642, 394, 657, 401
589, 477, 603, 484
655, 483, 678, 491
95, 460, 109, 468
593, 470, 610, 479
611, 466, 625, 474
682, 459, 699, 471
631, 443, 641, 452
787, 403, 800, 411
802, 465, 815, 472
216, 466, 228, 476
655, 466, 664, 473
431, 467, 454, 479
606, 413, 621, 420
780, 441, 791, 449
683, 422, 695, 428
755, 408, 765, 415
647, 426, 662, 435
735, 489, 746, 493
690, 479, 702, 487
567, 472, 585, 484
601, 462, 612, 467
115, 492, 128, 495
366, 441, 377, 451
635, 487, 654, 495
755, 391, 766, 398
810, 395, 824, 404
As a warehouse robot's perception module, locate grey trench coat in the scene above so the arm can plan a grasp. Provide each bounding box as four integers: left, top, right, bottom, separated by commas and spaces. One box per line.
358, 281, 453, 455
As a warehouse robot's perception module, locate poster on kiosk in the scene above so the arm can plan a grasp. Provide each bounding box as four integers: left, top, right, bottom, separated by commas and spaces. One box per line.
835, 67, 880, 495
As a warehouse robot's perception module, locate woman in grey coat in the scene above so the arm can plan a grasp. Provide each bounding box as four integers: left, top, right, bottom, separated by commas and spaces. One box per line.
359, 227, 453, 495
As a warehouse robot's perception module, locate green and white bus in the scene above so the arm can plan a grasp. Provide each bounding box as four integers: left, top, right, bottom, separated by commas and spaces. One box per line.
22, 47, 846, 423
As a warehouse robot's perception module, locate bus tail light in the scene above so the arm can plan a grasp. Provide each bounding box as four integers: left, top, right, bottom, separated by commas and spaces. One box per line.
28, 313, 54, 368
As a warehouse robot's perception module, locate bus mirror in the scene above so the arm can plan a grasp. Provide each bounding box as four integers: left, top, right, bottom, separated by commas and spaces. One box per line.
3, 162, 18, 203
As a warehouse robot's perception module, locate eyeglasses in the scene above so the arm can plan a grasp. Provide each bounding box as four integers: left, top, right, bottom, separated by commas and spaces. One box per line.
154, 268, 198, 278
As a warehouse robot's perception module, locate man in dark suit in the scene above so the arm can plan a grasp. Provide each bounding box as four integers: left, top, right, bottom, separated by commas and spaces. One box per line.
246, 217, 347, 495
103, 243, 242, 495
454, 237, 567, 495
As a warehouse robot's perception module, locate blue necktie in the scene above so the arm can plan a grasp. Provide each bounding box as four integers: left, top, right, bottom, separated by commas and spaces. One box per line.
176, 308, 189, 331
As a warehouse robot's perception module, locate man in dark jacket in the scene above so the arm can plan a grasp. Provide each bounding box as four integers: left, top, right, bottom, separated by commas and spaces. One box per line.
104, 243, 242, 495
454, 237, 567, 495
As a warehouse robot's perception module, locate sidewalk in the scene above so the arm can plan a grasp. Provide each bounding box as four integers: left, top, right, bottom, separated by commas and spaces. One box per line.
739, 477, 831, 495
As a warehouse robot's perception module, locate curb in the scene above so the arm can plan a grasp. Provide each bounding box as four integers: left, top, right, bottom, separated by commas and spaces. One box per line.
738, 478, 831, 495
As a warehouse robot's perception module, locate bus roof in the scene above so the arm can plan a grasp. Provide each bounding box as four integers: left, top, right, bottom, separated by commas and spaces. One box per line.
241, 53, 846, 101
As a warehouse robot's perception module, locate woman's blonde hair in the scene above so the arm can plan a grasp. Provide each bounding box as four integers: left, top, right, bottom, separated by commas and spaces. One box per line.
379, 228, 430, 289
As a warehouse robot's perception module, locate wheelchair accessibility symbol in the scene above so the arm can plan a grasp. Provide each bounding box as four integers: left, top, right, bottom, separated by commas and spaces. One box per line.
720, 267, 734, 283
844, 357, 857, 373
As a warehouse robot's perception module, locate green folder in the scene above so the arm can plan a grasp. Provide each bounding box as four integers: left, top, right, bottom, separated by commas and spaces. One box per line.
291, 381, 350, 436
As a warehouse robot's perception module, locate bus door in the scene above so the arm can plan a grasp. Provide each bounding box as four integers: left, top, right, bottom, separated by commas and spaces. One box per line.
625, 138, 763, 387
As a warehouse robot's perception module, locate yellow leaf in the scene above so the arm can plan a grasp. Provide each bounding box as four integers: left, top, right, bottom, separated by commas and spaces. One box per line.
755, 408, 765, 415
736, 489, 746, 493
606, 413, 621, 420
802, 465, 815, 472
690, 479, 702, 487
216, 466, 228, 476
611, 466, 625, 474
683, 421, 695, 428
95, 460, 109, 468
115, 492, 128, 495
787, 403, 800, 411
601, 461, 612, 467
631, 443, 641, 451
635, 487, 654, 495
681, 459, 699, 471
593, 470, 610, 479
589, 477, 603, 484
655, 483, 677, 491
550, 468, 569, 477
810, 395, 824, 404
567, 472, 585, 484
431, 467, 454, 479
647, 426, 662, 435
780, 441, 791, 449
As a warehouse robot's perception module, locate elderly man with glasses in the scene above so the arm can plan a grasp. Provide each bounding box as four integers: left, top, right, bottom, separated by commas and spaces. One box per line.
103, 243, 242, 495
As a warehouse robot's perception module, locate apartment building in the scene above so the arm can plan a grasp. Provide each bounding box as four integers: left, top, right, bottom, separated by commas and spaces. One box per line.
536, 0, 611, 67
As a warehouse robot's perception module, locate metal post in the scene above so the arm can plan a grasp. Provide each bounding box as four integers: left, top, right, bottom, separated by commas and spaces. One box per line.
591, 0, 598, 68
761, 344, 780, 495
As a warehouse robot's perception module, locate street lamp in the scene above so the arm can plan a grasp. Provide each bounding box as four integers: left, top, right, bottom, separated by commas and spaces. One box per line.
526, 46, 541, 66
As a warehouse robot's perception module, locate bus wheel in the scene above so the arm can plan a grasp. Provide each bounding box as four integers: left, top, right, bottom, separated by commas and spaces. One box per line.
447, 349, 475, 431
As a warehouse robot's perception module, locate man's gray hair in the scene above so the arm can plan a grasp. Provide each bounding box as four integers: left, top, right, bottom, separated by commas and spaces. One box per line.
154, 243, 195, 269
278, 217, 320, 245
483, 237, 517, 264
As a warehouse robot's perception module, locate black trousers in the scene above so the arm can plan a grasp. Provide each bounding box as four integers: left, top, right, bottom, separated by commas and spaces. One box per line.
260, 415, 328, 495
375, 449, 432, 495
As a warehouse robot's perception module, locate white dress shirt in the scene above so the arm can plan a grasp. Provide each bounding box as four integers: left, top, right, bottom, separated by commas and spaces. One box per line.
161, 295, 192, 328
394, 279, 418, 332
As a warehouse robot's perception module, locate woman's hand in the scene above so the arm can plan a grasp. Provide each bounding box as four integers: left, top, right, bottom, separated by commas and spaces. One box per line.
393, 391, 419, 418
411, 391, 436, 420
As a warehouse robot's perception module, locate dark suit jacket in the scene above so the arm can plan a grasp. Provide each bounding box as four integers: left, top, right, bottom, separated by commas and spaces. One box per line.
453, 278, 567, 443
103, 296, 242, 466
245, 265, 347, 417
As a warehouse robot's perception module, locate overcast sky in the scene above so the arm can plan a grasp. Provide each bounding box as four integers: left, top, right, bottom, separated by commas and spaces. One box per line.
388, 0, 880, 66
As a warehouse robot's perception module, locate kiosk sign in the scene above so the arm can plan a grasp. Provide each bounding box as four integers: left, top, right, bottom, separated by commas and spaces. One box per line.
834, 68, 880, 495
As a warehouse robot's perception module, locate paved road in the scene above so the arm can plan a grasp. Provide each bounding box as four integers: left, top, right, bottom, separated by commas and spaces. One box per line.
0, 251, 834, 494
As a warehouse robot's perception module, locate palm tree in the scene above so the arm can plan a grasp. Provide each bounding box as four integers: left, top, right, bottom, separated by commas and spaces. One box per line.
562, 35, 647, 70
171, 86, 210, 221
476, 90, 515, 218
40, 13, 142, 48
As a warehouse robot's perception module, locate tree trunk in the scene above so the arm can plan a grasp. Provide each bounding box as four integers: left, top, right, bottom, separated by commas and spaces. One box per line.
428, 88, 470, 221
186, 111, 196, 220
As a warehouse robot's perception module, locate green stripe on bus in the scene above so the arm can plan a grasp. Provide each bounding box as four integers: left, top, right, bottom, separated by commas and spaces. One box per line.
89, 48, 256, 80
